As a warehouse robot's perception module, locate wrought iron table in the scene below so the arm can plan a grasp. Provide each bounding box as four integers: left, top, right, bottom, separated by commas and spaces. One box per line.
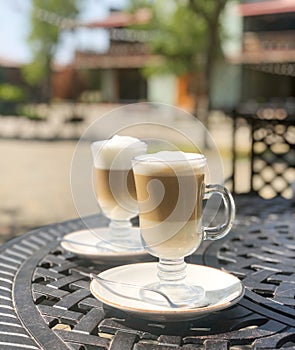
0, 194, 294, 349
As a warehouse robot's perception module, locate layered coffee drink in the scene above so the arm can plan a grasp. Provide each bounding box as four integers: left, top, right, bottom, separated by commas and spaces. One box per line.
94, 168, 137, 220
91, 135, 147, 221
132, 151, 206, 259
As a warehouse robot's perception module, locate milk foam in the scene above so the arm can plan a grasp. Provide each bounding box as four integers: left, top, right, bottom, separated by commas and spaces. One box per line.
91, 135, 147, 170
133, 151, 206, 175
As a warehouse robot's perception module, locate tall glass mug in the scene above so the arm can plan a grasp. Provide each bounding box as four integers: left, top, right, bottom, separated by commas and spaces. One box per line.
91, 135, 147, 249
132, 151, 235, 305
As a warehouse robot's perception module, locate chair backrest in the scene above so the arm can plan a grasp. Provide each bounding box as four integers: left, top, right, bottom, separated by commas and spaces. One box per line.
250, 116, 294, 198
231, 104, 295, 199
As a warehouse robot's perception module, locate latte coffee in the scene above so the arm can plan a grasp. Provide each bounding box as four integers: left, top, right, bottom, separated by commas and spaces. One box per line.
94, 168, 137, 220
91, 135, 147, 221
132, 151, 206, 259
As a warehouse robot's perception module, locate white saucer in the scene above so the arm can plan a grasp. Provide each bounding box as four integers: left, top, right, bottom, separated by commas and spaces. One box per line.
90, 262, 244, 321
60, 228, 149, 262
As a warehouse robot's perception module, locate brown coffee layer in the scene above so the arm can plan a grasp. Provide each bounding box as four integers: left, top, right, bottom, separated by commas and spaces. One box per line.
95, 168, 137, 219
95, 168, 136, 200
134, 173, 204, 223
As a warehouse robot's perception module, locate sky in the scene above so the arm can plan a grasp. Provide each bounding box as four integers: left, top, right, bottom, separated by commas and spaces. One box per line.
0, 0, 128, 65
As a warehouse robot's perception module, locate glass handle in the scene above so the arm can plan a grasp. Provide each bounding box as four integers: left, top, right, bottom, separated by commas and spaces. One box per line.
203, 184, 235, 240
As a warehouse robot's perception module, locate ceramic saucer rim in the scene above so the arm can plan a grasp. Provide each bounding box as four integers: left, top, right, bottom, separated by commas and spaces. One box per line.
60, 229, 147, 259
90, 262, 245, 320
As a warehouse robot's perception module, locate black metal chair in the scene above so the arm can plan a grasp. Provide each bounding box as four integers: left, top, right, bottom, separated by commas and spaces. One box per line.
230, 101, 295, 199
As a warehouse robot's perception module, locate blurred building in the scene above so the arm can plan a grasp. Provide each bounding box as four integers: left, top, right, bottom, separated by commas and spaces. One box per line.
53, 8, 195, 111
214, 0, 295, 109
0, 58, 27, 114
52, 1, 294, 110
0, 59, 23, 85
72, 9, 151, 103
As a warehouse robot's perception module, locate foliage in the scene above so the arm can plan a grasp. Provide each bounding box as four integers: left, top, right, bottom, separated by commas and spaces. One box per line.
134, 1, 208, 76
0, 84, 25, 102
22, 53, 49, 87
22, 0, 79, 100
17, 104, 47, 121
130, 0, 231, 107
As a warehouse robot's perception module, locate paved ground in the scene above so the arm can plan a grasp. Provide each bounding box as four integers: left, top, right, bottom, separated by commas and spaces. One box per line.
0, 140, 78, 244
0, 104, 250, 245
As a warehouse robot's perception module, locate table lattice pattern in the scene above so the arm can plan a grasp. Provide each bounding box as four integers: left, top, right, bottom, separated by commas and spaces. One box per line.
0, 195, 294, 349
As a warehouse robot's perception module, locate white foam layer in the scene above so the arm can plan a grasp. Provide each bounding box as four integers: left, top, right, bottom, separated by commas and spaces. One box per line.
91, 135, 147, 170
133, 151, 206, 175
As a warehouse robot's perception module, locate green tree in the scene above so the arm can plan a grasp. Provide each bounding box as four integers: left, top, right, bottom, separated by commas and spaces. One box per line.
22, 0, 79, 101
131, 0, 231, 115
188, 0, 229, 111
